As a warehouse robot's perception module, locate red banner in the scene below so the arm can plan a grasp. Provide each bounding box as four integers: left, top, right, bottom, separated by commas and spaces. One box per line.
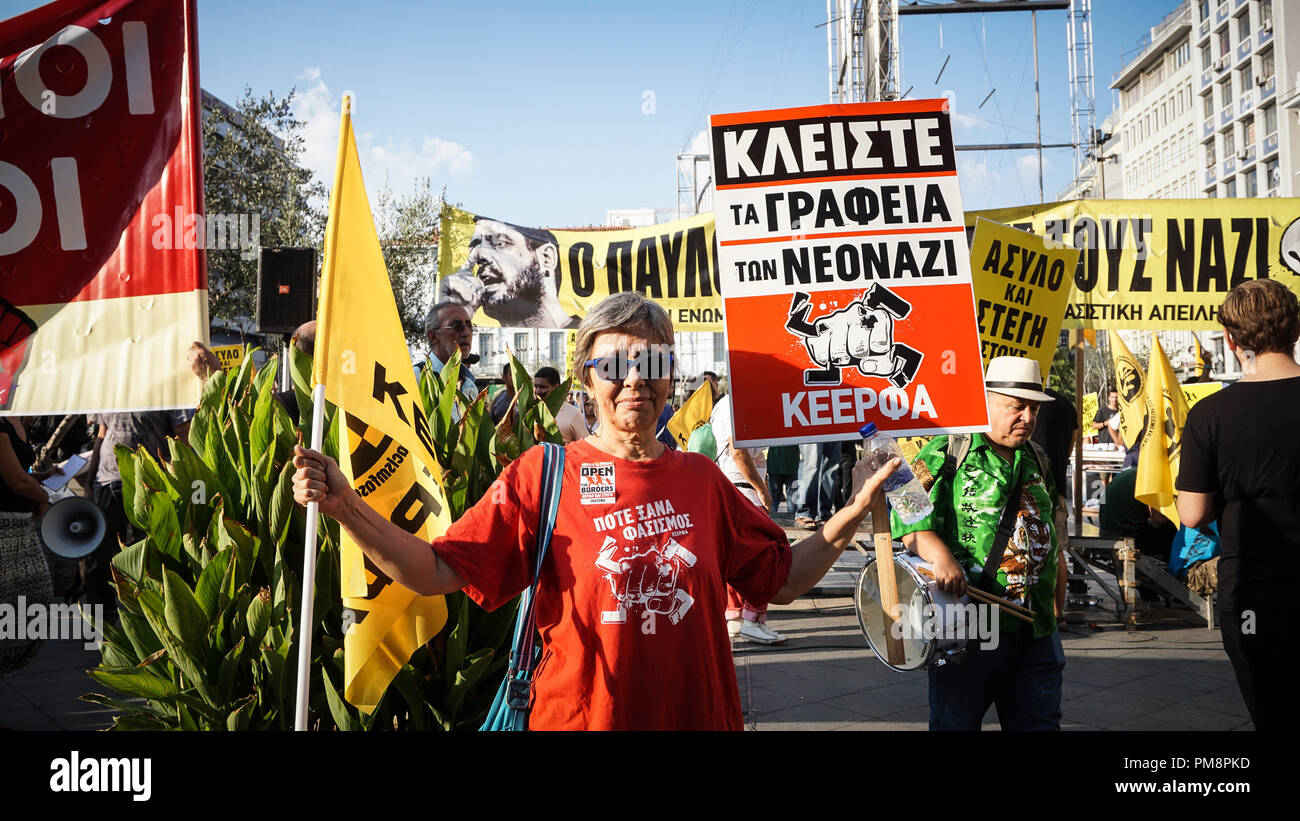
0, 0, 206, 414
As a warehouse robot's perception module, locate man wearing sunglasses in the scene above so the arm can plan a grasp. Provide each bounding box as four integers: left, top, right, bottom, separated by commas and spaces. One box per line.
420, 301, 479, 404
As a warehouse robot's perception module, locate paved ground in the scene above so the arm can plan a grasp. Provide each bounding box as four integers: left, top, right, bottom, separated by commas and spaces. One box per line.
1, 513, 1249, 732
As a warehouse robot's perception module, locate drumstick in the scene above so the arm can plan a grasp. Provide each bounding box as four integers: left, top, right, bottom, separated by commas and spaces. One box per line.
915, 566, 1036, 625
913, 565, 1034, 615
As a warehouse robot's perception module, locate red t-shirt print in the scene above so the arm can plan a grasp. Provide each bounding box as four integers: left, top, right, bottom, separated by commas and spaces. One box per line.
432, 439, 792, 730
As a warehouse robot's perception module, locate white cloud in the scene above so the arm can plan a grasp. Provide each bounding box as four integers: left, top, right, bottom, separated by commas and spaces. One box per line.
292, 68, 473, 201
686, 129, 710, 157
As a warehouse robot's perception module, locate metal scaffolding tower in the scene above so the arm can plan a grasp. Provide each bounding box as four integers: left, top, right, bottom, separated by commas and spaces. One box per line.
828, 0, 899, 103
1067, 0, 1097, 180
675, 153, 711, 220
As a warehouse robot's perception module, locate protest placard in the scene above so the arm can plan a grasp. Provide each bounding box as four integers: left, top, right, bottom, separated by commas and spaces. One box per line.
709, 100, 989, 446
970, 218, 1078, 376
211, 344, 246, 375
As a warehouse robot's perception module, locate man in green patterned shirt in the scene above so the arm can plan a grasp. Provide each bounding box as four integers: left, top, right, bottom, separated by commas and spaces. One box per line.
891, 356, 1068, 731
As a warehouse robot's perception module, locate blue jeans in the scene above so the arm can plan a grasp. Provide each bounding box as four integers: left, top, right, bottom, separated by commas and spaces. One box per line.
928, 629, 1064, 731
767, 473, 798, 514
796, 442, 841, 520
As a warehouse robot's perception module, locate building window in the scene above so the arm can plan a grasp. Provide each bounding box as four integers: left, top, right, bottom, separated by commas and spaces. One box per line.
1207, 188, 1218, 198
1239, 61, 1252, 89
713, 332, 726, 365
1265, 158, 1280, 190
1237, 12, 1251, 42
1243, 168, 1257, 197
513, 333, 528, 357
1225, 177, 1237, 197
1200, 41, 1212, 69
549, 333, 563, 367
1263, 104, 1277, 136
1203, 92, 1214, 119
1223, 128, 1234, 155
1205, 142, 1216, 168
478, 333, 491, 360
1260, 48, 1274, 81
1174, 42, 1190, 69
1218, 77, 1233, 109
1260, 0, 1272, 24
1243, 116, 1255, 146
1218, 27, 1230, 58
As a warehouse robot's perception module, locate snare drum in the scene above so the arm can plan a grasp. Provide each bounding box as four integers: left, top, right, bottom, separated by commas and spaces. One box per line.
854, 552, 971, 671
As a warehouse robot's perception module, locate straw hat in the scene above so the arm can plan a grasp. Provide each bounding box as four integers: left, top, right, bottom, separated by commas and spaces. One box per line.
984, 356, 1054, 403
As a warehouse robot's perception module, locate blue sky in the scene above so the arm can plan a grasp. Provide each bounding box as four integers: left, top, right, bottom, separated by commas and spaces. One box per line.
9, 0, 1184, 225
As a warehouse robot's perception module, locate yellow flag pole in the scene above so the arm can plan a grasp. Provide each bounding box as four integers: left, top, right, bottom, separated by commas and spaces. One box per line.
293, 95, 352, 732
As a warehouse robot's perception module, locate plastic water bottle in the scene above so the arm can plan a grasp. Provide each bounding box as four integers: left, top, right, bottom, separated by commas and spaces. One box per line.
859, 423, 934, 525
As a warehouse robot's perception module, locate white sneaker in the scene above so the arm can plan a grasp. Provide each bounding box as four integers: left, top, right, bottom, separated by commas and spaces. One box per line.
738, 620, 787, 645
727, 617, 743, 638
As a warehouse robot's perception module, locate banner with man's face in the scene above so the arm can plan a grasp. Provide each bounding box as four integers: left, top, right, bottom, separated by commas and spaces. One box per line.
708, 100, 990, 447
437, 205, 723, 331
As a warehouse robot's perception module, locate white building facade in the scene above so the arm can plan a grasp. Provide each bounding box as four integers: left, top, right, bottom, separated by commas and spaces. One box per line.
1112, 4, 1201, 199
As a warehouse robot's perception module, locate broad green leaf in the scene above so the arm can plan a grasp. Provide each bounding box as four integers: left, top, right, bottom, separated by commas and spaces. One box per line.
147, 498, 183, 562
88, 666, 180, 700
321, 670, 359, 731
250, 375, 275, 464
267, 462, 295, 547
246, 589, 271, 645
226, 694, 257, 731
194, 547, 233, 620
116, 606, 163, 664
163, 568, 211, 663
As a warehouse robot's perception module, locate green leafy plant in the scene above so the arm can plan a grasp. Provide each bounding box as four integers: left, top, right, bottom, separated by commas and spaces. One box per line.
85, 346, 567, 730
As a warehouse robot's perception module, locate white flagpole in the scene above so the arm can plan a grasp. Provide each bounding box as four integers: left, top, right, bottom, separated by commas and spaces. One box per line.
293, 382, 327, 731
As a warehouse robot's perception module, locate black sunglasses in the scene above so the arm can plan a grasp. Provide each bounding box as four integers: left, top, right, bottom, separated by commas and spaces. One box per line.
438, 320, 473, 333
583, 351, 675, 382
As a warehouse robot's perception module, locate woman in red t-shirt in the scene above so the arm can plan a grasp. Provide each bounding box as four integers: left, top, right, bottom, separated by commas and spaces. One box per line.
293, 293, 900, 729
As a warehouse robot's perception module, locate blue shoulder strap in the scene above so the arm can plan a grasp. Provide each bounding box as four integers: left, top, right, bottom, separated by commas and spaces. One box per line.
503, 443, 565, 705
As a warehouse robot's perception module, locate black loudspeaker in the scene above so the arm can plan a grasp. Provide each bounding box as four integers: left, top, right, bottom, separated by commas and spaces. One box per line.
256, 247, 317, 333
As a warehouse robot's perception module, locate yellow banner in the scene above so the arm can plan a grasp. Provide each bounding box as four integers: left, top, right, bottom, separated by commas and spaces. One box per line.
1181, 381, 1221, 409
315, 97, 451, 713
667, 383, 714, 450
1108, 331, 1151, 452
1135, 336, 1189, 522
966, 199, 1300, 330
969, 218, 1079, 375
211, 344, 246, 376
437, 205, 724, 331
1081, 392, 1099, 438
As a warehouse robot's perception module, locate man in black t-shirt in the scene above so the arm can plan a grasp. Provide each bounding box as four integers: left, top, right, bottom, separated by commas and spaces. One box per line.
1091, 390, 1119, 446
1177, 280, 1300, 731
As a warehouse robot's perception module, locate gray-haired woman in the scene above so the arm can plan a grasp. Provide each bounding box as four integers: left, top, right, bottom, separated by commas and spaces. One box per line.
293, 292, 899, 730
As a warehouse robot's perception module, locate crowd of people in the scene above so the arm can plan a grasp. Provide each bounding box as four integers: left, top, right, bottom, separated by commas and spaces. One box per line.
2, 279, 1295, 732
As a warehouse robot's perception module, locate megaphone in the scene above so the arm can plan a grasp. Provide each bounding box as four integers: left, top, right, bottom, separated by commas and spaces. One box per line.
39, 497, 106, 559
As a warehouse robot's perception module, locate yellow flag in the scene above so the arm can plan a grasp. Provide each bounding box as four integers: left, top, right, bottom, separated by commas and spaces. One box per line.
1190, 334, 1210, 380
314, 97, 452, 712
1135, 336, 1190, 522
1107, 331, 1150, 452
667, 383, 714, 450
